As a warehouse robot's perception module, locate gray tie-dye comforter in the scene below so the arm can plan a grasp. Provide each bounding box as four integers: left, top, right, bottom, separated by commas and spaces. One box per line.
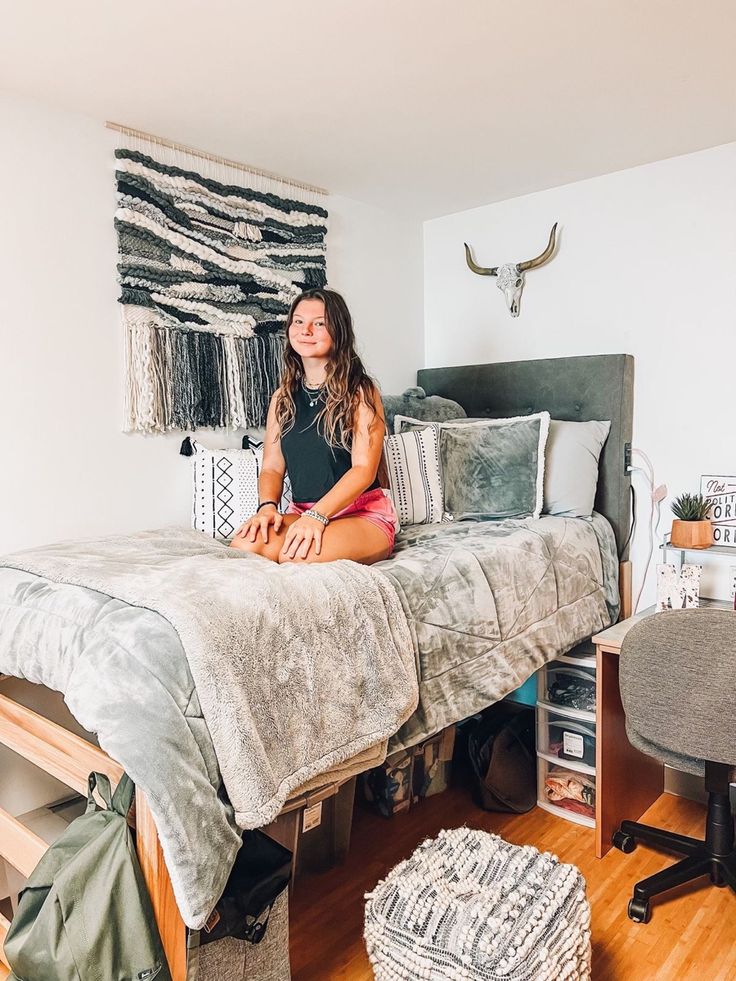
379, 512, 619, 750
0, 514, 617, 929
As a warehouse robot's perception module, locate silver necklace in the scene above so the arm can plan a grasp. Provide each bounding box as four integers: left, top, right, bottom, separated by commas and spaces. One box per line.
301, 376, 325, 407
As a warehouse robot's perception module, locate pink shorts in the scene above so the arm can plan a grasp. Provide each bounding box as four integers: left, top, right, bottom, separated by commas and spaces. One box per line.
287, 488, 399, 552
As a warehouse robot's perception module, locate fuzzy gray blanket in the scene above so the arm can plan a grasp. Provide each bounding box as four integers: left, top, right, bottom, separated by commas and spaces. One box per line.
0, 516, 616, 929
0, 529, 418, 829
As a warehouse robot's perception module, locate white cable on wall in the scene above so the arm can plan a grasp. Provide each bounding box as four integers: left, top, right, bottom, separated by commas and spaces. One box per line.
629, 449, 667, 613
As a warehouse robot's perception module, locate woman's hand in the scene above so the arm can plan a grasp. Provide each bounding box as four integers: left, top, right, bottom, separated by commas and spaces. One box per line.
280, 515, 324, 561
234, 505, 283, 543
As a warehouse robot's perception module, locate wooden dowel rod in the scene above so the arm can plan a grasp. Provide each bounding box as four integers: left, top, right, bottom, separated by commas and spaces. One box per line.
106, 121, 328, 197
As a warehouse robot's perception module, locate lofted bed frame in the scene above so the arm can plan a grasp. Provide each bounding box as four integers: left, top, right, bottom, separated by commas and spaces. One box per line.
0, 693, 187, 980
0, 354, 634, 979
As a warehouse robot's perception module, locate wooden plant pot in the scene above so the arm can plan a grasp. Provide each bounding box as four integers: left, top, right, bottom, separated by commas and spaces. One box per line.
670, 519, 713, 549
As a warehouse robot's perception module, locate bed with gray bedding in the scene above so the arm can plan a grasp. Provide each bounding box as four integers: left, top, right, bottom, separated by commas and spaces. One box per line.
0, 511, 617, 929
0, 354, 633, 930
0, 529, 418, 930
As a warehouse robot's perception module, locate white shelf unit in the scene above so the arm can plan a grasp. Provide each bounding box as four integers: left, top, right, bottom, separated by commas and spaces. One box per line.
660, 536, 736, 605
536, 641, 597, 828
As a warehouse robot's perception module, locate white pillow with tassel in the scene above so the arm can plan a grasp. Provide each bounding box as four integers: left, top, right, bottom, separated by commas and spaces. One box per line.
180, 436, 291, 541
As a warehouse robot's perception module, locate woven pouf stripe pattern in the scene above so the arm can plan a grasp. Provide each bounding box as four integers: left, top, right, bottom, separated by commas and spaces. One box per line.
364, 828, 591, 981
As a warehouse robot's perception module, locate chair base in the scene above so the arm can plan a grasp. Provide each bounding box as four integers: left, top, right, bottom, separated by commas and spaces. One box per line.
613, 778, 736, 923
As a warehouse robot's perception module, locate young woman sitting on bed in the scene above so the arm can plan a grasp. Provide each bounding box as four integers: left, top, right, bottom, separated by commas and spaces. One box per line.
230, 288, 397, 564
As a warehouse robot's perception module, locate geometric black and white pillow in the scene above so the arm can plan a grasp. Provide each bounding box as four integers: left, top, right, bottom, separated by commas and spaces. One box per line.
182, 437, 291, 540
383, 427, 444, 526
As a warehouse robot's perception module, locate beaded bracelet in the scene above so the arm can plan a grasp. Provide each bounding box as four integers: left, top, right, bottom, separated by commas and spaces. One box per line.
256, 501, 279, 512
303, 508, 329, 526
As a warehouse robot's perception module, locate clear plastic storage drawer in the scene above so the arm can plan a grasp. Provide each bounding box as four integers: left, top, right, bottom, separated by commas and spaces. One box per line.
537, 755, 596, 829
538, 662, 596, 717
537, 705, 597, 769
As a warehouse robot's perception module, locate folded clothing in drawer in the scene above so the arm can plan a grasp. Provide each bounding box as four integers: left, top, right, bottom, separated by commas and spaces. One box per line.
542, 764, 596, 820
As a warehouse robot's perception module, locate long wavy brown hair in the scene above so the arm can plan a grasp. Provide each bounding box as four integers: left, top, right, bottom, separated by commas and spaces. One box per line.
274, 288, 381, 450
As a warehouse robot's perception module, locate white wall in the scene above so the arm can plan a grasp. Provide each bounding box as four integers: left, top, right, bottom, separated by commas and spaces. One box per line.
0, 92, 424, 554
328, 193, 424, 390
424, 143, 736, 608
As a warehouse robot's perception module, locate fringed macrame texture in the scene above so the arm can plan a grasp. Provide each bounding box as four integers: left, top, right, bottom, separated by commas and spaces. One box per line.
114, 149, 328, 432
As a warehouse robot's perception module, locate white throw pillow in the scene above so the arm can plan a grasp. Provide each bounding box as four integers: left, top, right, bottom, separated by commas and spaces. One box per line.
383, 427, 444, 526
181, 437, 291, 540
543, 419, 611, 518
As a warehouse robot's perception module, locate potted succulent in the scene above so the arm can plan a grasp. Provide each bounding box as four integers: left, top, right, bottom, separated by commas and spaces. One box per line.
670, 492, 713, 549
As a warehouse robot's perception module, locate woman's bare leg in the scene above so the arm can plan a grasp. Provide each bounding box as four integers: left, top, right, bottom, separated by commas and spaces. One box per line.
279, 516, 391, 565
229, 514, 300, 562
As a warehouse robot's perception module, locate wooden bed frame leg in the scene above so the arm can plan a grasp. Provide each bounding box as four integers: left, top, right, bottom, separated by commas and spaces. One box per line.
1, 910, 11, 980
135, 789, 188, 981
619, 560, 632, 621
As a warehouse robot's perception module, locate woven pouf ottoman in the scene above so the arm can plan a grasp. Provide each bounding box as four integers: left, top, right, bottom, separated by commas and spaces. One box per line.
364, 828, 591, 981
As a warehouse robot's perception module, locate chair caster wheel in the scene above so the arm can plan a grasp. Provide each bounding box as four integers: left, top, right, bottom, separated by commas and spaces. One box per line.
711, 866, 726, 887
612, 830, 636, 854
628, 897, 651, 923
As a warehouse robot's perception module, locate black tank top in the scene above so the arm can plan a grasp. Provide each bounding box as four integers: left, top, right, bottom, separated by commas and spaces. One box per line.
280, 386, 380, 503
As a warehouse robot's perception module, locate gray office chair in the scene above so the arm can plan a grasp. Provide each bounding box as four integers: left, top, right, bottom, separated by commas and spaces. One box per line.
613, 609, 736, 923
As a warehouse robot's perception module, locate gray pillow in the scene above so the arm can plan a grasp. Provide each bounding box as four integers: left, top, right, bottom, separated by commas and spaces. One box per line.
381, 387, 466, 436
543, 419, 611, 518
396, 413, 550, 521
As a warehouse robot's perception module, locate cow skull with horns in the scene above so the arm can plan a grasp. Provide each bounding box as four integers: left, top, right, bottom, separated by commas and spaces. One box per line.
464, 223, 558, 317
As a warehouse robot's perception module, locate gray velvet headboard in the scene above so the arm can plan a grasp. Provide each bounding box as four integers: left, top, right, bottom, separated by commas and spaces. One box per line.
417, 354, 634, 560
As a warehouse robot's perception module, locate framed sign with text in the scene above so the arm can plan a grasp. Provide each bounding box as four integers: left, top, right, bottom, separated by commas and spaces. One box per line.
701, 474, 736, 547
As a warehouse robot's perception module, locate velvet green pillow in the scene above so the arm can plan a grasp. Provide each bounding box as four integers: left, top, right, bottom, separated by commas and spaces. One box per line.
395, 413, 550, 521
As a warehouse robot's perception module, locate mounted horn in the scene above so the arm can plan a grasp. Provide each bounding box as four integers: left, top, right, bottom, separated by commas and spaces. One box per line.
463, 223, 559, 317
517, 222, 557, 271
464, 243, 498, 277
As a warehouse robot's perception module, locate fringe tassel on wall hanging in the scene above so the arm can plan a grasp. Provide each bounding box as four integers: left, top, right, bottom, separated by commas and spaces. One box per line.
114, 147, 329, 432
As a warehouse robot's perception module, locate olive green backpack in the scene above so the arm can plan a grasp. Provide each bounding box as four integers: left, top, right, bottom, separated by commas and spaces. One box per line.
5, 772, 173, 981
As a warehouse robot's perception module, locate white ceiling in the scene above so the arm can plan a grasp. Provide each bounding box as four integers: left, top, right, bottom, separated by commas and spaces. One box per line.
2, 0, 735, 218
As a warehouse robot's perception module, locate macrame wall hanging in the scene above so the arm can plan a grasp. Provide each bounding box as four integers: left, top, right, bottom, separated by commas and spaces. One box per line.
113, 139, 329, 433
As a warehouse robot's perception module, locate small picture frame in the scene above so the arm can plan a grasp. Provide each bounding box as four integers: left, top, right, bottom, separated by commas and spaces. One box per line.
656, 563, 702, 611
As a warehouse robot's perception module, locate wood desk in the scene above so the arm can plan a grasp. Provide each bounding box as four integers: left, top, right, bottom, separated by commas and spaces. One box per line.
593, 612, 664, 858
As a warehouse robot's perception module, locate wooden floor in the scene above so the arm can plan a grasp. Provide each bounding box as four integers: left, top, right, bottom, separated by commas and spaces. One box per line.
289, 782, 736, 980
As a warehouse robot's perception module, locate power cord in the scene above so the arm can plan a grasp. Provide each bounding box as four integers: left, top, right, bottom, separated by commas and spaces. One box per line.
620, 485, 636, 558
